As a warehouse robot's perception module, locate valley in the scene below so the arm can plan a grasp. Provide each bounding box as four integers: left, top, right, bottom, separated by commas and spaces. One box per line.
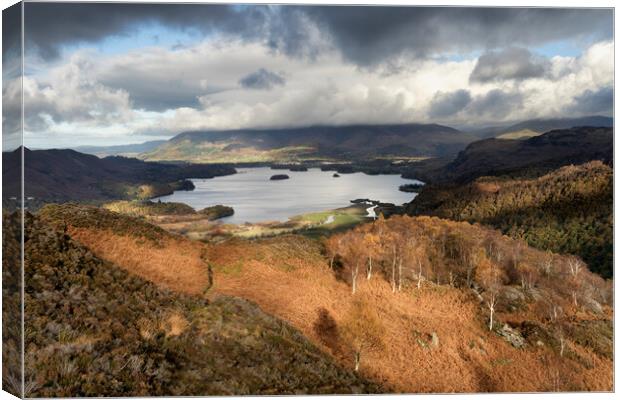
2, 4, 614, 397
3, 121, 614, 395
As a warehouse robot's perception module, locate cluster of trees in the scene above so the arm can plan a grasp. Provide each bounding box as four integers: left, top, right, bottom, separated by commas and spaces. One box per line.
324, 214, 612, 368
408, 161, 612, 278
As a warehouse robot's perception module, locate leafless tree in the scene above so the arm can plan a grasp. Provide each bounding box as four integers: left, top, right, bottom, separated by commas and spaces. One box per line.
414, 259, 423, 289
486, 288, 498, 331
540, 252, 554, 277
567, 257, 583, 278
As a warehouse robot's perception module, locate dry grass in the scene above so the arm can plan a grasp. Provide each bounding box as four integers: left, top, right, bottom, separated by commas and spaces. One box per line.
206, 235, 613, 393
68, 227, 210, 295
52, 206, 612, 393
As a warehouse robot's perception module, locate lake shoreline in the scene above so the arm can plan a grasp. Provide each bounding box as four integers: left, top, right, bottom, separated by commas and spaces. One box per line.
153, 167, 422, 225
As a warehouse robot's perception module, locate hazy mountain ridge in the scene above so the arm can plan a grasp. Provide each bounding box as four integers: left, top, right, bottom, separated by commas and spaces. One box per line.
140, 124, 477, 163
469, 116, 613, 139
72, 140, 167, 157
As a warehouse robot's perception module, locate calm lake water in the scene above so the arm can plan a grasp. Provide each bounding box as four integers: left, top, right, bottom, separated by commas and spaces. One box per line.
154, 167, 422, 224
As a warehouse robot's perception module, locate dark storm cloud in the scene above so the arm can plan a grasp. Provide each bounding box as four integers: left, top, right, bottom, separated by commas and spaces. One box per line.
300, 7, 612, 66
470, 47, 549, 83
568, 87, 613, 115
428, 90, 472, 118
2, 3, 23, 150
2, 3, 21, 59
2, 2, 22, 80
239, 68, 286, 90
23, 3, 270, 59
467, 89, 524, 119
23, 4, 612, 65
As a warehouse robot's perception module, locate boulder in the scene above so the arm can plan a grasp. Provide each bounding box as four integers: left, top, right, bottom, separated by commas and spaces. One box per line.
500, 286, 527, 312
497, 324, 526, 349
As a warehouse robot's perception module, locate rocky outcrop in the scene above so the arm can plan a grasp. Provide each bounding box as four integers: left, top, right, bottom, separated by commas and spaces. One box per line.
496, 324, 526, 349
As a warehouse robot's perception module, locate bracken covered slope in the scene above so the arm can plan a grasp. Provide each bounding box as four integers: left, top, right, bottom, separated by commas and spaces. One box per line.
13, 212, 379, 396
407, 162, 613, 278
205, 216, 612, 393
40, 204, 613, 393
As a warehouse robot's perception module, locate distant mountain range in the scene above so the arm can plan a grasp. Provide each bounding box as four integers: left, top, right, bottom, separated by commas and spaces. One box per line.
139, 124, 478, 163
73, 140, 167, 157
469, 115, 613, 140
66, 116, 612, 164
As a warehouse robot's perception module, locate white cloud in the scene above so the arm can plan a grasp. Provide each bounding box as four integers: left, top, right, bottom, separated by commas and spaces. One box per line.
16, 39, 614, 148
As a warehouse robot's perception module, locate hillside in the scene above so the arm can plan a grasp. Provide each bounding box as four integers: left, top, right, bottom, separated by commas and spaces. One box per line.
140, 124, 477, 163
406, 127, 612, 184
72, 140, 167, 157
407, 162, 613, 278
40, 204, 612, 392
2, 148, 235, 206
8, 211, 379, 396
470, 116, 613, 139
2, 211, 22, 397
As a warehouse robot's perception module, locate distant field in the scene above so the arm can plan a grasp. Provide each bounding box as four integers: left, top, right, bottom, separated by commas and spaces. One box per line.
139, 204, 371, 241
495, 129, 541, 140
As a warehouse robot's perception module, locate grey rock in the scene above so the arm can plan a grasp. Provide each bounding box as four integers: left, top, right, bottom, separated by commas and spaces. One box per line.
497, 324, 526, 349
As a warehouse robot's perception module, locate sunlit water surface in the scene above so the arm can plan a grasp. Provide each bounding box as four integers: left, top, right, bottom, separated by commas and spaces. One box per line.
154, 167, 422, 224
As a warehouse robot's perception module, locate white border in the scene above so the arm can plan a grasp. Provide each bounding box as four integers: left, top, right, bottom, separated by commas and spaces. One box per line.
0, 1, 615, 400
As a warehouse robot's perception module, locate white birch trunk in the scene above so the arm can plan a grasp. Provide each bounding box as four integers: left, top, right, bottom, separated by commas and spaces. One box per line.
351, 264, 358, 294
398, 258, 403, 292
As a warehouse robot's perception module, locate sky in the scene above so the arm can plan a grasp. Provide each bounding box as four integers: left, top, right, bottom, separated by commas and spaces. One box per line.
1, 3, 614, 149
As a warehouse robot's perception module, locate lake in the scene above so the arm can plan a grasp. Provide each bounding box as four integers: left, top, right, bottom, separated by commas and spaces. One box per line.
154, 167, 422, 224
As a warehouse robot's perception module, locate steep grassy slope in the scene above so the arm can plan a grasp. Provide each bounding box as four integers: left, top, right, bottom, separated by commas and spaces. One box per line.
407, 162, 613, 278
406, 127, 612, 184
2, 148, 235, 206
13, 211, 379, 396
39, 204, 214, 295
141, 124, 477, 163
44, 204, 612, 393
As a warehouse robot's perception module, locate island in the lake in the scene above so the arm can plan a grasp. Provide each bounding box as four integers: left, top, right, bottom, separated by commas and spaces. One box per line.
270, 174, 290, 180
